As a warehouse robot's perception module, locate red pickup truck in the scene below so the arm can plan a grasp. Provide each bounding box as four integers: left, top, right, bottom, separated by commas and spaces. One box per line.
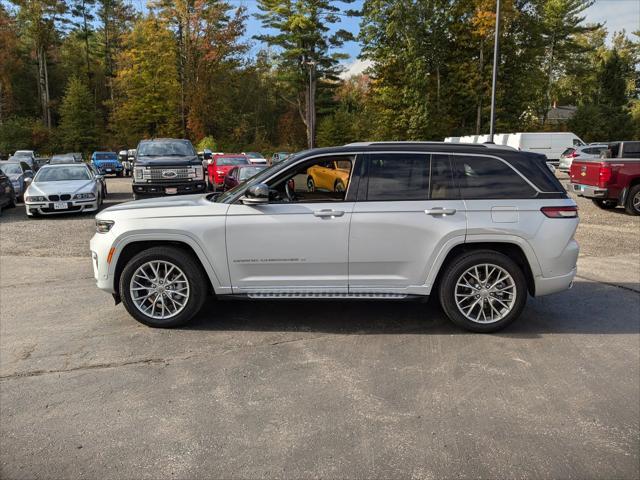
570, 141, 640, 215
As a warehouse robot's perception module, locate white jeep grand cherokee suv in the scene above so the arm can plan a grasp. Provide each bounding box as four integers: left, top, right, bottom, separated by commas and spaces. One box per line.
90, 142, 579, 332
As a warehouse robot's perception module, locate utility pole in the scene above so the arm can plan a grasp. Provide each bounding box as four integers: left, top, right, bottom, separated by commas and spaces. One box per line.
488, 0, 501, 143
302, 56, 317, 149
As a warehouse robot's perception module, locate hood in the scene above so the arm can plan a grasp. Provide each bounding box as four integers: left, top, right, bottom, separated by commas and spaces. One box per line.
96, 193, 229, 220
135, 155, 200, 166
28, 180, 96, 196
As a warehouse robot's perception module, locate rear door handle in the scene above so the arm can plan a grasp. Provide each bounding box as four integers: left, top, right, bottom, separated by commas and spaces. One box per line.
314, 209, 344, 218
425, 207, 456, 216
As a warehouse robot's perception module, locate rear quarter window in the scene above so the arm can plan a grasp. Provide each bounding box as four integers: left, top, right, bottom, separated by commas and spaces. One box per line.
453, 155, 537, 199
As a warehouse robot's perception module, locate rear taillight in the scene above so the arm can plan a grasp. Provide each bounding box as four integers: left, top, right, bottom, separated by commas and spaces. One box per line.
541, 206, 578, 218
598, 164, 612, 188
568, 152, 579, 158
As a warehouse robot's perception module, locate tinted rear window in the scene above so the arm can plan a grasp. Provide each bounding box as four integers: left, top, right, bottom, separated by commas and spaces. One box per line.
453, 155, 536, 199
622, 142, 640, 157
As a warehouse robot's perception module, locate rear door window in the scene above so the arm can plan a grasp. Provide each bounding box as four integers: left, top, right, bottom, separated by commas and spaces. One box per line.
453, 155, 537, 199
366, 154, 429, 201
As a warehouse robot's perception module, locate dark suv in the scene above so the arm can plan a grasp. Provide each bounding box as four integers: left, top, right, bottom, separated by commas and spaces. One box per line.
132, 138, 206, 199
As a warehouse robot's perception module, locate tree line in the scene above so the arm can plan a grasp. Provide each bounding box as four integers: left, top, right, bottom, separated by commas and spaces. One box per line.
0, 0, 638, 156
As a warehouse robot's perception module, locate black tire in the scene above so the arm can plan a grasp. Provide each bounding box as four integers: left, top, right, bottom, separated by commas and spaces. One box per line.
592, 198, 617, 210
7, 192, 16, 209
625, 184, 640, 216
116, 171, 123, 178
119, 246, 208, 328
334, 180, 345, 193
438, 250, 528, 333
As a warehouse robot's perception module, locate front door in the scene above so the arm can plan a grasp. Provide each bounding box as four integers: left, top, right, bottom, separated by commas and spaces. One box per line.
225, 155, 357, 294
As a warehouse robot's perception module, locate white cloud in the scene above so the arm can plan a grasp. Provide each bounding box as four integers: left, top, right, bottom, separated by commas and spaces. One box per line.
340, 59, 374, 79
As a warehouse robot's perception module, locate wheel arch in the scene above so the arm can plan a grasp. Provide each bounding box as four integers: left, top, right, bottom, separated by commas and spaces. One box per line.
430, 241, 537, 297
112, 236, 221, 300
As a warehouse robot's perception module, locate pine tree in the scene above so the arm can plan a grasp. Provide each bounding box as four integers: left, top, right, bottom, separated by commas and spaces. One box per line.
58, 76, 97, 152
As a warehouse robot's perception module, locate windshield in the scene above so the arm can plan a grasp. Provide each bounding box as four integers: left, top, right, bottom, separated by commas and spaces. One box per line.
137, 141, 195, 157
0, 163, 22, 175
245, 152, 263, 159
216, 156, 249, 166
50, 155, 75, 163
35, 166, 91, 182
238, 166, 267, 180
214, 152, 302, 203
14, 151, 32, 157
94, 153, 117, 160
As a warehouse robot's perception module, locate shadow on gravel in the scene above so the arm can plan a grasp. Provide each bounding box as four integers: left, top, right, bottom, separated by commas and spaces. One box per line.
184, 280, 640, 337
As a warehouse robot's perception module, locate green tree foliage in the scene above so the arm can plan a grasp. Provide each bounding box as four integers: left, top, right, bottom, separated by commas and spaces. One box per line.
255, 0, 356, 147
58, 76, 97, 152
110, 15, 181, 145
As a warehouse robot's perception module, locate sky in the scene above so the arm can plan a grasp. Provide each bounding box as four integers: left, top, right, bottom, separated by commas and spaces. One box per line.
231, 0, 640, 76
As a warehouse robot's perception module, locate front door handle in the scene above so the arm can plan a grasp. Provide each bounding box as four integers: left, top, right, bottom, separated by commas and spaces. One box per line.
425, 207, 456, 216
314, 209, 344, 218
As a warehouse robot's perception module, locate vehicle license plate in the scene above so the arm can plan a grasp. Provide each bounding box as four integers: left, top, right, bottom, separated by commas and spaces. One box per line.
53, 202, 67, 210
165, 187, 178, 195
105, 168, 113, 172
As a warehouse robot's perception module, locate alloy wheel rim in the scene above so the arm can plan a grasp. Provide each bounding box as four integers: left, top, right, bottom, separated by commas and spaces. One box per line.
454, 263, 516, 324
633, 191, 640, 212
130, 260, 189, 320
335, 182, 345, 192
307, 178, 315, 192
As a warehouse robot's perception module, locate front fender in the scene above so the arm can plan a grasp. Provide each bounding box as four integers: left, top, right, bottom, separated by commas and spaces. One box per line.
108, 231, 228, 295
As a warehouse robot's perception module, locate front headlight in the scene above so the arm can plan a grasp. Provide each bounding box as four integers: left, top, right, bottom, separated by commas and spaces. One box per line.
187, 165, 204, 180
134, 167, 145, 180
25, 195, 46, 202
75, 193, 96, 199
96, 220, 114, 233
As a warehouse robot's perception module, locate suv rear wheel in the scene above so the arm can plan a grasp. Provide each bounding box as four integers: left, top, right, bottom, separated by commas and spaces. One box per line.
438, 250, 528, 332
120, 246, 208, 328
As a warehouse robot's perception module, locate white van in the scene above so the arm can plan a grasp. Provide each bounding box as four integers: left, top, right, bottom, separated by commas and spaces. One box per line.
505, 133, 585, 163
444, 132, 585, 164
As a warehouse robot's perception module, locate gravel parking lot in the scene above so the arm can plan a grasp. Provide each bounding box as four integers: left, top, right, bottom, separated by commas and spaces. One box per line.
1, 176, 638, 479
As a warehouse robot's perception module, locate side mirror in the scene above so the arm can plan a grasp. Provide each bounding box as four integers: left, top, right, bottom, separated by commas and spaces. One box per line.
241, 183, 269, 205
25, 170, 34, 178
24, 176, 33, 185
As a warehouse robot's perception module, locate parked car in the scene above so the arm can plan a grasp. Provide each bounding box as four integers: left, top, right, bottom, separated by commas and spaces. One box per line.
24, 163, 104, 217
119, 150, 132, 176
558, 144, 608, 172
88, 163, 108, 198
91, 151, 123, 176
242, 152, 268, 165
222, 165, 267, 190
0, 160, 34, 201
270, 152, 290, 165
33, 157, 50, 170
91, 141, 578, 332
570, 141, 640, 215
207, 154, 250, 191
12, 150, 37, 170
132, 138, 205, 199
50, 154, 81, 165
0, 169, 17, 214
306, 159, 351, 193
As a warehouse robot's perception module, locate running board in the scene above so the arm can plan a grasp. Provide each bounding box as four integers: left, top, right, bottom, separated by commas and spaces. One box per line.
246, 292, 409, 299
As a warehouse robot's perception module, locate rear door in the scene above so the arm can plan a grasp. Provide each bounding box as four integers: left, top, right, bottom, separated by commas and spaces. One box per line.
348, 153, 467, 295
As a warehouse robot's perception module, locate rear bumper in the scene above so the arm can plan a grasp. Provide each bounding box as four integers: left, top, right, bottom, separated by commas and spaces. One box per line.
132, 182, 206, 196
534, 267, 577, 297
571, 183, 607, 198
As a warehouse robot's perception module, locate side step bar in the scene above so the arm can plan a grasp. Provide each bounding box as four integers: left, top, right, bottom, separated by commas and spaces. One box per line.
246, 292, 408, 299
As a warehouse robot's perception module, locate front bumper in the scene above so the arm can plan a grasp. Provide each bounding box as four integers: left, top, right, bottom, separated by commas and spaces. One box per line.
571, 183, 607, 198
132, 181, 206, 196
97, 165, 123, 174
90, 232, 116, 294
25, 198, 99, 215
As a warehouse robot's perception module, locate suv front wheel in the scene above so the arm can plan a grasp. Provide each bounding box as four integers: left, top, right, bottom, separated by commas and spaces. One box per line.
120, 246, 208, 328
438, 250, 528, 333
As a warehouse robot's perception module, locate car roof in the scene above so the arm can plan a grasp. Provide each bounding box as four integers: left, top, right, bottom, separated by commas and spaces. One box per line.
39, 163, 89, 169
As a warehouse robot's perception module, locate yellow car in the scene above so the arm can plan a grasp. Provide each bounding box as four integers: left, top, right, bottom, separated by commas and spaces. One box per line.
306, 160, 351, 193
